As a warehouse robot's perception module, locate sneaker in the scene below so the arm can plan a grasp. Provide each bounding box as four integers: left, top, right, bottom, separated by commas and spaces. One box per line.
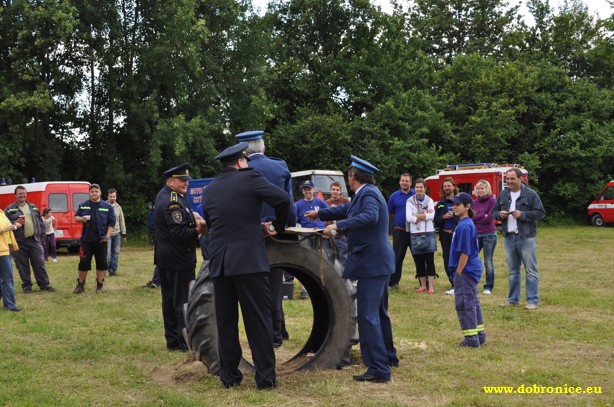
300, 289, 308, 300
52, 259, 57, 263
483, 289, 492, 295
459, 336, 480, 348
96, 281, 104, 294
446, 288, 455, 295
23, 287, 33, 294
524, 303, 538, 310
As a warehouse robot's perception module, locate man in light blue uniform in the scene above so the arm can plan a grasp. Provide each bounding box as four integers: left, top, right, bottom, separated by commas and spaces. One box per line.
235, 130, 296, 346
305, 156, 398, 383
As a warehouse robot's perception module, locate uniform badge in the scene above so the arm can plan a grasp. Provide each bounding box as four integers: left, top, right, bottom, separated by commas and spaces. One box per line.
172, 210, 183, 223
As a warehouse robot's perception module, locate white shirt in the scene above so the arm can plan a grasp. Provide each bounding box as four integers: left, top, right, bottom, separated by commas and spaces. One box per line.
507, 190, 521, 233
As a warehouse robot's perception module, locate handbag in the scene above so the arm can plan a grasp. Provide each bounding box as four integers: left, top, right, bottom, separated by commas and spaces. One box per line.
411, 234, 429, 250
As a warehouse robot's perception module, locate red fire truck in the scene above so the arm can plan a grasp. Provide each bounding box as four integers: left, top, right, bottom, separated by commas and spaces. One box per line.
424, 163, 529, 201
0, 181, 91, 251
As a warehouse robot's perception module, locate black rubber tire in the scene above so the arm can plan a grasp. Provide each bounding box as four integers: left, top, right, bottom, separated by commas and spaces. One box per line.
590, 213, 604, 227
183, 234, 357, 375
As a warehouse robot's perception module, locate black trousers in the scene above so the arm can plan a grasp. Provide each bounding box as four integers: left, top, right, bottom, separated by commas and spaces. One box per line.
13, 238, 51, 290
269, 267, 285, 343
213, 272, 276, 388
159, 267, 193, 349
439, 232, 454, 286
390, 229, 411, 286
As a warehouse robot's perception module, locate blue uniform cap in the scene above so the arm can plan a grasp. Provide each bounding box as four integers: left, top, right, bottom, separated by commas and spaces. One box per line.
235, 130, 264, 142
215, 142, 251, 162
451, 192, 473, 205
350, 155, 379, 174
301, 180, 315, 189
163, 163, 192, 180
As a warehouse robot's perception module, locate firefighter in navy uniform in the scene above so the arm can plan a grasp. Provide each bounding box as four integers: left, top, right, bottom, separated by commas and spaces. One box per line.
154, 163, 205, 351
203, 142, 290, 390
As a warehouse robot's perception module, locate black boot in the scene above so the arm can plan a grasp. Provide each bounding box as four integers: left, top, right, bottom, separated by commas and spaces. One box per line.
96, 279, 104, 294
73, 279, 85, 294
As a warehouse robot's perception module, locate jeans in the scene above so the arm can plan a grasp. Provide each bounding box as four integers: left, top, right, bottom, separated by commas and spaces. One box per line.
478, 234, 497, 291
107, 234, 122, 272
44, 233, 57, 260
0, 255, 18, 310
503, 234, 539, 305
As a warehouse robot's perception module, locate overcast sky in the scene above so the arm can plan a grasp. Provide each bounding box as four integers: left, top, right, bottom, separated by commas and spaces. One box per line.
251, 0, 613, 20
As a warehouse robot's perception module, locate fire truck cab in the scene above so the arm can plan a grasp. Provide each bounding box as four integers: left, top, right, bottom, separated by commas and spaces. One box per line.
0, 181, 91, 251
587, 180, 614, 226
424, 163, 529, 202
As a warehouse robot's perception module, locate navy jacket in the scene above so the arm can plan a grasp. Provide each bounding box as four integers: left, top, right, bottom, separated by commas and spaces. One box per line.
248, 153, 297, 226
154, 185, 198, 273
4, 201, 46, 243
318, 183, 394, 280
76, 199, 116, 241
203, 168, 290, 278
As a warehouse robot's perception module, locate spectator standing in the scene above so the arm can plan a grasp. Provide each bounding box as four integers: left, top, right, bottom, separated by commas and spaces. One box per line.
472, 180, 497, 294
493, 168, 545, 310
154, 164, 204, 350
0, 208, 21, 311
202, 142, 290, 390
406, 178, 437, 294
434, 177, 459, 294
387, 173, 415, 289
449, 193, 485, 348
304, 156, 398, 383
296, 180, 328, 228
42, 208, 58, 263
4, 186, 55, 293
106, 188, 126, 276
73, 184, 116, 294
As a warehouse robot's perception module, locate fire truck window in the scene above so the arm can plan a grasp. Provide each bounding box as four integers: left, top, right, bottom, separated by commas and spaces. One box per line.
73, 193, 90, 211
49, 194, 68, 213
602, 187, 614, 200
458, 183, 473, 195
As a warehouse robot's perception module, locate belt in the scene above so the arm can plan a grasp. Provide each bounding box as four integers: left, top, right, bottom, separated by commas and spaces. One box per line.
393, 226, 406, 231
443, 229, 453, 234
26, 236, 36, 240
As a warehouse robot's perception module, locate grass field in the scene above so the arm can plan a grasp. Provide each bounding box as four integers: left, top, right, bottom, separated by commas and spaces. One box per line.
1, 226, 612, 406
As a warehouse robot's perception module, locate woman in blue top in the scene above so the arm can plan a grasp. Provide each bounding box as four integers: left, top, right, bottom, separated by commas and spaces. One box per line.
449, 192, 485, 348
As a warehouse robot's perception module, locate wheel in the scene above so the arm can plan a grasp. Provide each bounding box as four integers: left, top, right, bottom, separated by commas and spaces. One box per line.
591, 214, 604, 227
183, 234, 357, 375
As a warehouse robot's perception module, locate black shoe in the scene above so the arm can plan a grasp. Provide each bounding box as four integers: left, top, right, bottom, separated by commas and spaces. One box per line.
144, 281, 158, 288
222, 380, 241, 389
273, 341, 282, 348
352, 373, 390, 383
257, 380, 277, 390
9, 307, 21, 312
108, 270, 117, 276
389, 283, 400, 290
40, 286, 56, 292
23, 287, 32, 294
389, 360, 399, 368
167, 343, 188, 352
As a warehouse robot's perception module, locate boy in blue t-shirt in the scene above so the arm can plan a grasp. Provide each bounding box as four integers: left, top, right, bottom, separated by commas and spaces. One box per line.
449, 192, 485, 348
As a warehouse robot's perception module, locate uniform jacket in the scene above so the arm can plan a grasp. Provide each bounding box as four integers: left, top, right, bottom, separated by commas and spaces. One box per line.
248, 153, 297, 226
4, 200, 46, 243
203, 168, 290, 278
76, 199, 117, 241
434, 196, 458, 236
154, 185, 198, 273
318, 183, 394, 280
493, 184, 545, 238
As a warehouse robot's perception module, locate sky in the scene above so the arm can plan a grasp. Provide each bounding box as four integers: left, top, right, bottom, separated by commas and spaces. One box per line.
251, 0, 613, 20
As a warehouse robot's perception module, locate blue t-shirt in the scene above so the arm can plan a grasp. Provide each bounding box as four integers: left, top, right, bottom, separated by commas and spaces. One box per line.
296, 198, 328, 228
387, 188, 416, 228
448, 217, 483, 283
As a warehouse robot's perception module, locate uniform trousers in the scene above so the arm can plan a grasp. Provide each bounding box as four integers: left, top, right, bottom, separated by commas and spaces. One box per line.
356, 274, 397, 379
213, 272, 276, 388
159, 267, 193, 349
12, 238, 51, 290
454, 272, 484, 339
269, 267, 284, 344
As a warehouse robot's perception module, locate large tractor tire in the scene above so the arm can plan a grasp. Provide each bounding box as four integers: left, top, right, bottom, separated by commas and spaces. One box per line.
183, 234, 357, 375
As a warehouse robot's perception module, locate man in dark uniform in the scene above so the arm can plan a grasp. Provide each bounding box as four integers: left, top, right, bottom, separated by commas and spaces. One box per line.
154, 163, 204, 351
235, 129, 296, 347
305, 156, 398, 383
202, 142, 290, 390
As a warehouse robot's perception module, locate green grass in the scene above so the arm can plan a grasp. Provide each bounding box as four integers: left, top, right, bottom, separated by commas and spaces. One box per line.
1, 226, 612, 406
